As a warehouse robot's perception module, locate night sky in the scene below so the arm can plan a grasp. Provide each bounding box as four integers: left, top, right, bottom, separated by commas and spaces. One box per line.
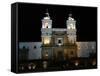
18, 3, 97, 42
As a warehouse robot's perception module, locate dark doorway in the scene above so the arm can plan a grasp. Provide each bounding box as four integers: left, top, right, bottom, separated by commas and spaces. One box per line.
57, 51, 64, 61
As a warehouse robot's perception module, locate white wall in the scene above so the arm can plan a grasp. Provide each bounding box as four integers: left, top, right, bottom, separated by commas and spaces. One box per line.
19, 42, 42, 60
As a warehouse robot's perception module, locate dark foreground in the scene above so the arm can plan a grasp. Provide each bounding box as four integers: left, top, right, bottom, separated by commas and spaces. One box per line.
18, 57, 97, 73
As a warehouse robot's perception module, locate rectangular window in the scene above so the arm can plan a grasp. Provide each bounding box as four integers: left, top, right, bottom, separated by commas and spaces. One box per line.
57, 38, 63, 46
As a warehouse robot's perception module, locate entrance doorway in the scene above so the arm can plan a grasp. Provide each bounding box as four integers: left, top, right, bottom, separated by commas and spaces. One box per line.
56, 51, 64, 61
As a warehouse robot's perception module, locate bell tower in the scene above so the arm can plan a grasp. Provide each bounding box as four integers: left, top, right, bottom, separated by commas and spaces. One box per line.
66, 14, 77, 43
41, 9, 52, 60
41, 9, 52, 45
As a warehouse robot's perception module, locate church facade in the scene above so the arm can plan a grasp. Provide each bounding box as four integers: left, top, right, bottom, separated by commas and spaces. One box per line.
19, 11, 96, 61
41, 12, 78, 60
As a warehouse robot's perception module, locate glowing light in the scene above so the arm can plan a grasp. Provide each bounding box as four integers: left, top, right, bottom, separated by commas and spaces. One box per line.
45, 22, 48, 28
70, 24, 75, 29
21, 66, 24, 70
67, 23, 75, 29
44, 17, 50, 19
75, 61, 79, 66
43, 61, 47, 69
45, 53, 48, 57
28, 65, 31, 70
68, 17, 74, 20
43, 22, 49, 28
32, 65, 36, 69
44, 37, 50, 44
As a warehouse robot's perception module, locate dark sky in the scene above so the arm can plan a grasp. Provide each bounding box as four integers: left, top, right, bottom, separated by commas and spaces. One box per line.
18, 3, 97, 42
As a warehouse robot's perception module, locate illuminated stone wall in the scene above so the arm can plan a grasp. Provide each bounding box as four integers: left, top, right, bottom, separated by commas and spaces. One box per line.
76, 42, 96, 57
19, 42, 42, 60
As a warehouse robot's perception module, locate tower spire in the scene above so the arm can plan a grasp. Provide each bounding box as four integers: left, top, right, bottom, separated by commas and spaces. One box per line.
69, 13, 72, 17
45, 9, 50, 17
68, 13, 74, 20
68, 9, 72, 17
